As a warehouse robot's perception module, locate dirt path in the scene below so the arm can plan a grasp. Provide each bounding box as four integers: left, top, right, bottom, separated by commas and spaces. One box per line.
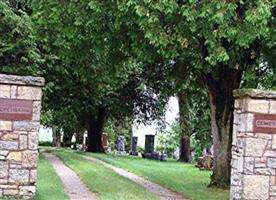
82, 155, 186, 200
43, 153, 99, 200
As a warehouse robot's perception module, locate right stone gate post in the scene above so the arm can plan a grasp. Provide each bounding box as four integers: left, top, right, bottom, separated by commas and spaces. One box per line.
230, 89, 276, 200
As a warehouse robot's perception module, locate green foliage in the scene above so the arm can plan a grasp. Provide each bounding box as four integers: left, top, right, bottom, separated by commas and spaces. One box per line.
32, 0, 169, 134
189, 91, 212, 160
0, 0, 41, 75
157, 120, 181, 157
104, 117, 133, 151
119, 0, 274, 71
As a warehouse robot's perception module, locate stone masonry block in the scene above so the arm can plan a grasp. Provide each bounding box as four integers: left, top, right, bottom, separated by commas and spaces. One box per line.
13, 121, 40, 132
17, 86, 42, 100
30, 170, 37, 184
9, 169, 29, 184
272, 135, 276, 150
28, 132, 38, 150
22, 151, 38, 168
246, 99, 269, 113
239, 113, 254, 132
0, 121, 12, 131
0, 161, 8, 179
0, 141, 18, 150
270, 101, 276, 114
245, 138, 267, 157
243, 175, 269, 199
19, 186, 36, 197
0, 85, 10, 98
7, 152, 22, 162
32, 101, 41, 121
2, 133, 18, 141
267, 158, 276, 168
10, 85, 17, 99
19, 135, 28, 150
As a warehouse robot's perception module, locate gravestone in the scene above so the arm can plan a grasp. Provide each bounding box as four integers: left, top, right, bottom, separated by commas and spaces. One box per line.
230, 89, 276, 200
0, 74, 44, 199
143, 135, 165, 161
101, 132, 108, 152
117, 135, 125, 153
145, 135, 155, 154
129, 136, 138, 156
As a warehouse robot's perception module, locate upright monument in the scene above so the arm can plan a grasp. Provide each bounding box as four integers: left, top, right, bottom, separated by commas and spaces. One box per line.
0, 74, 44, 199
117, 135, 126, 154
145, 135, 155, 154
129, 136, 138, 156
230, 89, 276, 200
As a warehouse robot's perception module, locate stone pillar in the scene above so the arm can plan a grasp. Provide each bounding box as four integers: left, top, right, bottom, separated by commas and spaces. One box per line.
230, 89, 276, 200
0, 74, 44, 199
145, 135, 155, 154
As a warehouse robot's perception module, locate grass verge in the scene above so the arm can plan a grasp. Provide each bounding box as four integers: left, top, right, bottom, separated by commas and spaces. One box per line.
50, 148, 159, 200
34, 154, 69, 200
85, 152, 229, 200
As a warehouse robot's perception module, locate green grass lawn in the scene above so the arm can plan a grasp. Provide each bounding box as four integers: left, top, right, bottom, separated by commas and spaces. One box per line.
34, 154, 69, 200
83, 152, 229, 200
49, 148, 159, 200
0, 154, 68, 200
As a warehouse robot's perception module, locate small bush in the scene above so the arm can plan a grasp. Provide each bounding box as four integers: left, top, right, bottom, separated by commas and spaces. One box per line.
39, 141, 52, 146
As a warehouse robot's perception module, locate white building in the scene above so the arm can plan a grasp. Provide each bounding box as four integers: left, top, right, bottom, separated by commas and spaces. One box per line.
132, 96, 179, 148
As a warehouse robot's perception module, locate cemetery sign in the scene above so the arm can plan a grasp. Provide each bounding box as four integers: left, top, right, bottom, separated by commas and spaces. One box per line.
0, 98, 33, 121
253, 113, 276, 133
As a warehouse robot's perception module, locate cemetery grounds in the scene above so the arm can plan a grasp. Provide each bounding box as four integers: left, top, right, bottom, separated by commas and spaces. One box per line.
0, 147, 229, 200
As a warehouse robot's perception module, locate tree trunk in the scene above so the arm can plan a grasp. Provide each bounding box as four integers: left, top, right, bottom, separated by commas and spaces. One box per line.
62, 131, 74, 147
179, 136, 191, 162
86, 107, 107, 153
52, 126, 61, 147
75, 129, 84, 144
201, 65, 242, 188
178, 91, 192, 162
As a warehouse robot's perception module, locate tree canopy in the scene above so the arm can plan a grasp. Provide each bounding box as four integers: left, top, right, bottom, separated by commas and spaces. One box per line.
0, 0, 41, 75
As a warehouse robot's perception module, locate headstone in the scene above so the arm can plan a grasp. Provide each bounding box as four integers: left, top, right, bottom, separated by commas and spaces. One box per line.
117, 135, 125, 153
145, 135, 155, 154
101, 132, 108, 152
230, 89, 276, 200
142, 135, 166, 161
196, 155, 213, 170
0, 74, 44, 199
129, 136, 138, 156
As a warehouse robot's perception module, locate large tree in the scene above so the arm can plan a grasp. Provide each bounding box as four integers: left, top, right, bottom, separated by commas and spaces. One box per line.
118, 0, 274, 187
32, 0, 169, 152
0, 0, 41, 75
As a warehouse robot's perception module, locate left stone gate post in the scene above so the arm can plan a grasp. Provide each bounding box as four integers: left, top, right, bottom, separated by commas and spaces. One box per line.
0, 74, 44, 199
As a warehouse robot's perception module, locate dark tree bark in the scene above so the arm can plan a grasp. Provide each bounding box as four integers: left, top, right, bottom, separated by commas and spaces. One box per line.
86, 107, 107, 153
179, 136, 191, 162
75, 129, 84, 144
52, 126, 61, 147
201, 65, 242, 188
178, 91, 192, 162
62, 131, 74, 147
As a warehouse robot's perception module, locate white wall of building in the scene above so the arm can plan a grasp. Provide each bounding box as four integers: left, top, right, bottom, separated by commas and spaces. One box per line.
132, 96, 179, 149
